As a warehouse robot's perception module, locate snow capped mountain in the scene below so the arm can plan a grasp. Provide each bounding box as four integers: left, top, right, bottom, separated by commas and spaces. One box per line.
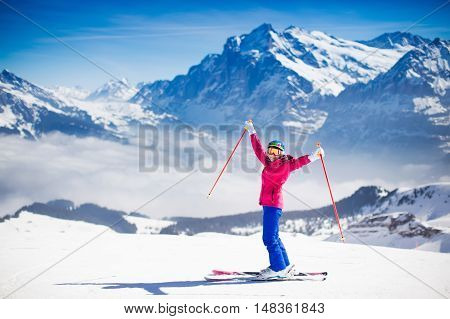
0, 69, 114, 139
366, 183, 450, 221
297, 183, 450, 253
357, 32, 430, 49
159, 183, 450, 253
1, 199, 173, 234
1, 183, 448, 253
86, 78, 137, 101
123, 214, 175, 234
312, 38, 449, 156
51, 87, 169, 136
0, 70, 171, 139
5, 199, 138, 233
273, 25, 408, 96
1, 25, 445, 151
131, 24, 409, 129
327, 212, 450, 253
159, 185, 389, 236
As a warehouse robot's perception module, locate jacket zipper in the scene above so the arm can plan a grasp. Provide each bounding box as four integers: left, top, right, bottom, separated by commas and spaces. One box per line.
271, 189, 274, 203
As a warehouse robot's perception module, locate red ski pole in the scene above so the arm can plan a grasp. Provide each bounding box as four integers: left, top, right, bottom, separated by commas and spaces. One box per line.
316, 142, 345, 242
207, 123, 249, 198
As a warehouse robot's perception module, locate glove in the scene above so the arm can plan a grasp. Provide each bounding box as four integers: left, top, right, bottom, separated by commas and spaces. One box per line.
308, 146, 325, 162
244, 120, 256, 135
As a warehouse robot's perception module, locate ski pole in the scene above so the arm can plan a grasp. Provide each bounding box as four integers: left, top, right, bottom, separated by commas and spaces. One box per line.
207, 123, 249, 198
316, 142, 345, 242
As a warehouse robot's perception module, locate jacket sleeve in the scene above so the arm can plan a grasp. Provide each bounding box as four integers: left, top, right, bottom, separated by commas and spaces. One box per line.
250, 133, 267, 165
289, 155, 311, 171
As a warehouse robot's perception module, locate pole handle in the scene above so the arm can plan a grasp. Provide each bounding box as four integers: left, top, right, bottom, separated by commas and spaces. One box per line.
244, 119, 253, 131
315, 141, 324, 157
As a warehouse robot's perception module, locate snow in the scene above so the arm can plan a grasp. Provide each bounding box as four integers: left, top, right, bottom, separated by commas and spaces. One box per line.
273, 27, 408, 96
49, 86, 165, 134
123, 215, 175, 234
0, 212, 449, 298
413, 96, 447, 115
327, 212, 450, 252
374, 183, 450, 221
427, 215, 450, 228
87, 78, 137, 101
0, 105, 17, 128
0, 82, 64, 115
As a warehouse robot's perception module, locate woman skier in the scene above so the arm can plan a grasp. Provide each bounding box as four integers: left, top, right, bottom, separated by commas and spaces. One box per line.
244, 120, 324, 280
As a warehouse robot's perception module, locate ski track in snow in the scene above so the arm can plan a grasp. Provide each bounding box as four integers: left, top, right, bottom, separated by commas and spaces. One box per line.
0, 213, 449, 298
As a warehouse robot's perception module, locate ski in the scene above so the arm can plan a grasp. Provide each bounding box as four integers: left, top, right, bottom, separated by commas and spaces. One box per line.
205, 269, 327, 282
211, 269, 327, 276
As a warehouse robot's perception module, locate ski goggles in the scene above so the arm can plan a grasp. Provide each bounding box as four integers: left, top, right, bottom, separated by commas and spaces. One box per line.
267, 147, 282, 156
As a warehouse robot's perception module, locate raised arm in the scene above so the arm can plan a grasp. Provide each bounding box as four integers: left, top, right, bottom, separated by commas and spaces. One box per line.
289, 155, 311, 171
251, 133, 267, 165
289, 145, 325, 171
244, 120, 266, 165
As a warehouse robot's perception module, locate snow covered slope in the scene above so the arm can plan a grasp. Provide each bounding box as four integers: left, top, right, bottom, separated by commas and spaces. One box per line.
0, 70, 113, 139
0, 213, 448, 298
366, 183, 450, 221
123, 215, 175, 234
312, 39, 449, 156
52, 89, 169, 136
132, 24, 410, 128
310, 184, 450, 253
3, 199, 173, 235
357, 32, 430, 49
86, 78, 137, 101
162, 183, 450, 253
0, 70, 171, 139
327, 212, 450, 253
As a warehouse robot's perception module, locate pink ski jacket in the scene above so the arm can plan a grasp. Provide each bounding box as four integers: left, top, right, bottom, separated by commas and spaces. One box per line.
250, 133, 311, 209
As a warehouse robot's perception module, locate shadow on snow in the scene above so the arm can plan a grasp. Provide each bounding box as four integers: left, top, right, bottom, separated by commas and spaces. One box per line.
57, 279, 282, 296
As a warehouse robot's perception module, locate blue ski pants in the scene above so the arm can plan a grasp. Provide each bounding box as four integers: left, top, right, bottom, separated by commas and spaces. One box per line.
262, 205, 290, 271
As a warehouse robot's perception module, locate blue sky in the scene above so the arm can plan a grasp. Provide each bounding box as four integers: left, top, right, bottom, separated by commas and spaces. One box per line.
1, 0, 449, 90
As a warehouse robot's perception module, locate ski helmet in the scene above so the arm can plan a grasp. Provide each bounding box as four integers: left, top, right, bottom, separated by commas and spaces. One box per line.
267, 140, 285, 153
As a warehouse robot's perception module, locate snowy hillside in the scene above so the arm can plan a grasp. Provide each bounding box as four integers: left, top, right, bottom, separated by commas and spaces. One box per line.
123, 215, 175, 234
357, 32, 430, 49
335, 184, 450, 253
312, 39, 449, 156
0, 213, 448, 298
2, 199, 172, 235
52, 87, 169, 136
0, 70, 113, 139
161, 183, 450, 253
161, 186, 387, 236
86, 78, 137, 101
132, 23, 410, 128
0, 70, 171, 138
366, 183, 450, 220
327, 212, 450, 253
48, 77, 176, 135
